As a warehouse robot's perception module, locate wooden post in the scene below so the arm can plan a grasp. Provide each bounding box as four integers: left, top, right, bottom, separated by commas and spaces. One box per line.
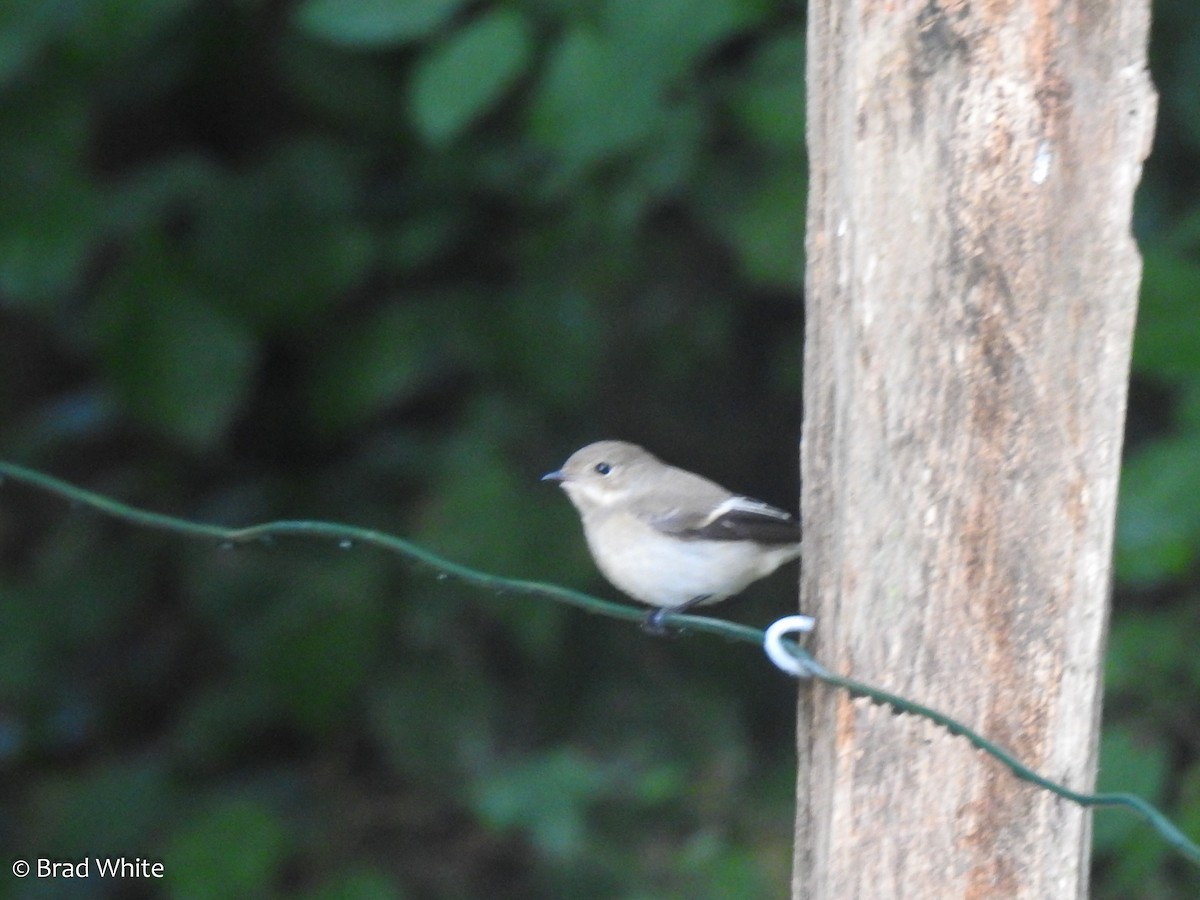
796, 2, 1156, 897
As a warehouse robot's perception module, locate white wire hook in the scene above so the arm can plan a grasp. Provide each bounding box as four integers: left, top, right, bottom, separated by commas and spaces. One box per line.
764, 614, 817, 678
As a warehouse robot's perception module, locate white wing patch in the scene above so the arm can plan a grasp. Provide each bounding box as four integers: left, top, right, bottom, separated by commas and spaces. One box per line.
699, 495, 794, 528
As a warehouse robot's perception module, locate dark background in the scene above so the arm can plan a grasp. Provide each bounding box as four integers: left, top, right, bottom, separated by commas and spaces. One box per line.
0, 1, 1196, 897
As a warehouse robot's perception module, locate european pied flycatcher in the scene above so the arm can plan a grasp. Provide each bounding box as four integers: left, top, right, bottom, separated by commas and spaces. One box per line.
543, 441, 800, 629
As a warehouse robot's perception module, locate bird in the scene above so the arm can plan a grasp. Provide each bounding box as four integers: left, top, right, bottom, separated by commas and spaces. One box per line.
542, 441, 801, 631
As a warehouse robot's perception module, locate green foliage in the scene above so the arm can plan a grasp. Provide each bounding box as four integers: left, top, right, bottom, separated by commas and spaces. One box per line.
166, 798, 290, 899
308, 302, 451, 433
0, 88, 101, 305
529, 25, 662, 173
95, 242, 259, 448
32, 760, 177, 856
1120, 219, 1200, 587
0, 0, 804, 896
1094, 727, 1169, 852
1116, 432, 1200, 583
299, 868, 408, 900
471, 747, 614, 857
0, 0, 1197, 895
410, 9, 533, 145
296, 0, 468, 48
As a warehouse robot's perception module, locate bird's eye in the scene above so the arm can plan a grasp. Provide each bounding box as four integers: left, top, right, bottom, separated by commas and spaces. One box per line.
593, 462, 612, 476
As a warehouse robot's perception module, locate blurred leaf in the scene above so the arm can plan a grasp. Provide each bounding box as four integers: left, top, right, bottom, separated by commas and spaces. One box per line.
253, 580, 385, 734
0, 0, 86, 86
295, 0, 467, 47
167, 798, 289, 900
485, 286, 604, 409
471, 748, 612, 859
106, 155, 222, 234
1093, 727, 1170, 887
279, 37, 407, 134
723, 33, 806, 150
0, 584, 47, 699
1166, 26, 1200, 153
191, 142, 372, 329
416, 433, 574, 655
603, 0, 768, 84
677, 833, 777, 900
95, 241, 258, 448
1162, 205, 1200, 248
529, 26, 663, 173
733, 169, 806, 286
369, 664, 496, 783
308, 302, 448, 434
0, 520, 171, 766
1105, 608, 1194, 697
1115, 432, 1200, 584
416, 441, 537, 575
696, 159, 806, 287
33, 760, 175, 856
1179, 381, 1200, 431
411, 8, 532, 145
68, 0, 196, 64
300, 868, 408, 900
1094, 727, 1169, 845
527, 0, 768, 177
171, 679, 279, 768
1134, 248, 1200, 381
1179, 764, 1200, 864
0, 91, 100, 306
30, 527, 155, 638
597, 98, 703, 222
377, 207, 473, 271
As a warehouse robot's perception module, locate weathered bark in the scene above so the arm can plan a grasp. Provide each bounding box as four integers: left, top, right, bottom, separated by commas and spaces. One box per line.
797, 2, 1156, 898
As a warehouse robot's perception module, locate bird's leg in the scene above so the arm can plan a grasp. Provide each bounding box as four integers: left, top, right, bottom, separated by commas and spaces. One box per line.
642, 595, 711, 636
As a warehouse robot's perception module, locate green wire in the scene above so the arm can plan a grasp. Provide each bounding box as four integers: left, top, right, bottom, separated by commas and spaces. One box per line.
1, 459, 1196, 866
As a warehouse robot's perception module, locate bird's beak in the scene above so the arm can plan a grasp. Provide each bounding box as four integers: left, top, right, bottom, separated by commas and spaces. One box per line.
541, 469, 565, 483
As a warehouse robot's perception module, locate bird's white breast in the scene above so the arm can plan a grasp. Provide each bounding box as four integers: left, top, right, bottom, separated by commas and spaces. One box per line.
582, 510, 798, 608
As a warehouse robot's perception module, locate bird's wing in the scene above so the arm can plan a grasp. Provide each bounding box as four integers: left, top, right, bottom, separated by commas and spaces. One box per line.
649, 495, 801, 545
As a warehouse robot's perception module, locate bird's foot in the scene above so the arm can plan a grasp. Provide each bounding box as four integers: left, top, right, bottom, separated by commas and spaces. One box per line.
641, 595, 710, 638
642, 608, 674, 637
